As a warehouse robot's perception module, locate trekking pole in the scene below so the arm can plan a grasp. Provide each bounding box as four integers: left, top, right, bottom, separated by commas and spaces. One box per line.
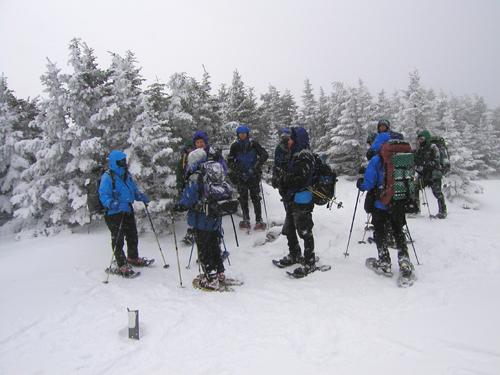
186, 240, 195, 269
229, 214, 240, 247
358, 213, 371, 244
103, 212, 125, 284
144, 204, 170, 269
260, 181, 270, 230
420, 179, 432, 219
405, 222, 421, 265
170, 211, 184, 287
344, 189, 361, 257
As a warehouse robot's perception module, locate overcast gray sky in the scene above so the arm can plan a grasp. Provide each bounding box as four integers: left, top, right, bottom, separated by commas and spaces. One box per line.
1, 0, 499, 107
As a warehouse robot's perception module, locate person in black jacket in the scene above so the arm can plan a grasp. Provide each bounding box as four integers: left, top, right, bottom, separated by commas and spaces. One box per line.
227, 124, 269, 231
274, 127, 316, 273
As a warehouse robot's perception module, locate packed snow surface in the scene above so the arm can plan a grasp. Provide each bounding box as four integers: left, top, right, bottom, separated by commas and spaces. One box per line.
1, 179, 499, 374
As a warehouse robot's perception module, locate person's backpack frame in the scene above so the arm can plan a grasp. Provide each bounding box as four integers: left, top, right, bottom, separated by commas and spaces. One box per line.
308, 153, 338, 208
429, 135, 451, 175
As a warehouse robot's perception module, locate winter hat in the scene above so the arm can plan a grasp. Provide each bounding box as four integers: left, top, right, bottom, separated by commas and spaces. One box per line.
417, 129, 431, 143
377, 119, 390, 133
236, 125, 250, 135
187, 148, 207, 170
192, 130, 209, 145
290, 126, 310, 152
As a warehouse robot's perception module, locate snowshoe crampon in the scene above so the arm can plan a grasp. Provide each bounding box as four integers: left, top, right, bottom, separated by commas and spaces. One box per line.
105, 267, 140, 279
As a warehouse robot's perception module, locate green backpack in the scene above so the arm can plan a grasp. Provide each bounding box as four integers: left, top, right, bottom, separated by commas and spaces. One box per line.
379, 140, 417, 210
429, 136, 451, 175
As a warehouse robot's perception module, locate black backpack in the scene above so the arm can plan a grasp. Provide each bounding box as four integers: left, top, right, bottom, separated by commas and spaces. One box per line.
87, 166, 115, 216
310, 154, 337, 206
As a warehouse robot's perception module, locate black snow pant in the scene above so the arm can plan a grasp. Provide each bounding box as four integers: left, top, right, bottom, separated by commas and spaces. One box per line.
195, 229, 225, 275
415, 175, 447, 214
104, 211, 139, 267
281, 201, 315, 264
371, 203, 409, 266
237, 178, 262, 222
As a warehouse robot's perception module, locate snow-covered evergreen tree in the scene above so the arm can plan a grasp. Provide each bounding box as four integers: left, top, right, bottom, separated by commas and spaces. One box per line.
11, 60, 71, 234
399, 70, 432, 138
299, 79, 318, 136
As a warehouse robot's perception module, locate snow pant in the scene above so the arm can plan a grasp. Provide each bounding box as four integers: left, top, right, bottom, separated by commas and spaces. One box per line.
105, 211, 139, 267
194, 229, 224, 275
371, 203, 409, 266
237, 178, 262, 222
415, 175, 447, 215
281, 201, 315, 264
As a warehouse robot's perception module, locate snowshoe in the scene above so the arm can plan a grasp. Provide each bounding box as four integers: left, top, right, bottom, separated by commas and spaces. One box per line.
181, 232, 194, 245
192, 274, 241, 292
397, 259, 416, 287
127, 257, 155, 267
239, 220, 251, 233
365, 257, 393, 277
105, 265, 140, 279
286, 263, 331, 279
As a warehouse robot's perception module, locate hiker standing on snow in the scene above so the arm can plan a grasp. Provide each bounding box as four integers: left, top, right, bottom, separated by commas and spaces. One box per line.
99, 150, 151, 276
174, 148, 226, 288
227, 125, 269, 231
414, 129, 447, 218
274, 127, 317, 274
356, 132, 414, 279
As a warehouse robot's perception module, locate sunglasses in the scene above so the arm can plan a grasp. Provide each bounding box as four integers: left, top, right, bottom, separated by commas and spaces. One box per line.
116, 159, 127, 168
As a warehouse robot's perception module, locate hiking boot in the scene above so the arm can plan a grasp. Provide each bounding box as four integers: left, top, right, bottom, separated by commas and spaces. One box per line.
127, 257, 148, 267
199, 273, 219, 289
239, 220, 251, 230
254, 221, 267, 231
435, 211, 447, 219
118, 264, 134, 276
217, 272, 226, 283
182, 229, 194, 245
399, 259, 414, 278
374, 259, 392, 276
277, 254, 302, 267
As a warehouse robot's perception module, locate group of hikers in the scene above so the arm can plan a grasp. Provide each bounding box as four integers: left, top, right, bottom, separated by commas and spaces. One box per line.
97, 119, 449, 288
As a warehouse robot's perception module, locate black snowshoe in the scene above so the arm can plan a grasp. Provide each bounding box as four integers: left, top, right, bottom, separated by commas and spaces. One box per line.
286, 263, 332, 279
105, 266, 140, 279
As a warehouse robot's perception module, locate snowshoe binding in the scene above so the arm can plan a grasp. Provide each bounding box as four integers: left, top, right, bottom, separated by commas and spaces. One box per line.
253, 221, 267, 231
127, 257, 155, 267
286, 263, 331, 279
397, 259, 416, 288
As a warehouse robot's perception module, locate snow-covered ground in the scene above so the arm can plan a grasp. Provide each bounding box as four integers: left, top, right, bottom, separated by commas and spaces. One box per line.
1, 178, 499, 375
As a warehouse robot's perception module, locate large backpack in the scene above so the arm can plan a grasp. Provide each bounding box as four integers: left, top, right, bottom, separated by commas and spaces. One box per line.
379, 140, 416, 207
429, 135, 451, 175
310, 154, 337, 206
199, 160, 239, 217
86, 166, 115, 216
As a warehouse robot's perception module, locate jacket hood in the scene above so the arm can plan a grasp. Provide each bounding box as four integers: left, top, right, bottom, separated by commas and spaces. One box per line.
377, 119, 391, 133
290, 127, 310, 153
370, 132, 391, 153
108, 150, 127, 176
417, 129, 431, 143
192, 130, 209, 146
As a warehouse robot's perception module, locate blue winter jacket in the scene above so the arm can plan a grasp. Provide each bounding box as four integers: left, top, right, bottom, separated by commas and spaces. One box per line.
179, 174, 222, 232
99, 150, 143, 215
360, 132, 391, 211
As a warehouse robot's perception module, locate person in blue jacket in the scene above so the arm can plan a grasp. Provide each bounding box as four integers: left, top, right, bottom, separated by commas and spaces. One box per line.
99, 150, 150, 276
174, 148, 226, 288
227, 125, 269, 230
356, 133, 413, 278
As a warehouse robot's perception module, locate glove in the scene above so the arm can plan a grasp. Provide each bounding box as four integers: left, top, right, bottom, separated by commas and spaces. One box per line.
356, 177, 364, 190
358, 166, 366, 174
173, 203, 187, 212
137, 192, 150, 204
109, 200, 120, 211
